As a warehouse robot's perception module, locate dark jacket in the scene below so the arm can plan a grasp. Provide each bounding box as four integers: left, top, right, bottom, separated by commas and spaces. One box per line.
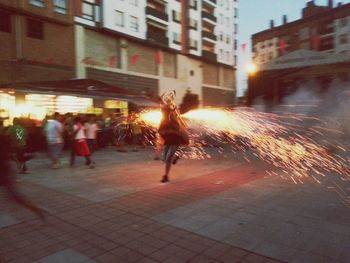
158, 106, 189, 146
0, 134, 13, 186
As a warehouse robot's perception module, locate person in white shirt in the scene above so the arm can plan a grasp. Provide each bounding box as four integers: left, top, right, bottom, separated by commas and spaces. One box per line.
45, 112, 64, 169
70, 116, 95, 168
84, 115, 98, 153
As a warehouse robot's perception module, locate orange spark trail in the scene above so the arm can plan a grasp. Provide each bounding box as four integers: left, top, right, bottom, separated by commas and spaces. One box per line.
137, 107, 350, 204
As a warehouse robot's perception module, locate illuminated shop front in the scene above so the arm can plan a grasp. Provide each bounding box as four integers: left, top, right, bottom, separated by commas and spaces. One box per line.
0, 78, 156, 126
0, 90, 129, 126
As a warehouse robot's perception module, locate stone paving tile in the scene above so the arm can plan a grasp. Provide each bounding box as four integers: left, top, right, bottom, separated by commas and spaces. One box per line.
0, 214, 20, 228
1, 150, 347, 263
33, 249, 95, 263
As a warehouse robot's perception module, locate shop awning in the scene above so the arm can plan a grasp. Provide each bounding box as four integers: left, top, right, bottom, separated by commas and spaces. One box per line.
1, 78, 158, 106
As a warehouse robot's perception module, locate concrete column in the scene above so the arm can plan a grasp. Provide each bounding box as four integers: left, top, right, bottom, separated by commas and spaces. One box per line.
15, 15, 23, 60
75, 25, 86, 78
120, 38, 128, 71
157, 50, 163, 77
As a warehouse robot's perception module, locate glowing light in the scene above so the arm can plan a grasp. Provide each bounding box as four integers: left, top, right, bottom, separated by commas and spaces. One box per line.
137, 107, 350, 183
246, 63, 257, 75
139, 110, 163, 127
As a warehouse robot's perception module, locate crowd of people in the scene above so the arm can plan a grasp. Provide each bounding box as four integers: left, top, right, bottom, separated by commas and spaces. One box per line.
0, 91, 189, 220
0, 111, 154, 172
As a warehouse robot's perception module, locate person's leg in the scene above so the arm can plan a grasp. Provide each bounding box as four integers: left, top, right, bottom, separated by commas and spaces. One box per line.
69, 140, 75, 166
161, 145, 178, 183
3, 165, 45, 221
87, 139, 94, 153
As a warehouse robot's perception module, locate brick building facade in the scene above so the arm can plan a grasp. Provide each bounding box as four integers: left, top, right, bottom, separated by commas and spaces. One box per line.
0, 0, 75, 83
248, 0, 350, 106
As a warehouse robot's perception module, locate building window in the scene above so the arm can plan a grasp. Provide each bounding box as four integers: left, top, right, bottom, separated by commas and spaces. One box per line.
0, 10, 11, 33
189, 0, 197, 10
226, 35, 230, 44
219, 49, 224, 60
234, 23, 238, 34
339, 34, 348, 45
234, 55, 237, 66
27, 18, 43, 39
234, 8, 238, 18
82, 1, 95, 20
172, 10, 181, 23
29, 0, 44, 7
130, 16, 138, 31
173, 32, 181, 44
234, 39, 237, 50
115, 11, 124, 27
226, 17, 230, 27
53, 0, 67, 14
339, 17, 348, 27
219, 13, 223, 24
226, 51, 230, 61
219, 32, 223, 41
189, 39, 197, 50
130, 0, 138, 6
189, 18, 197, 30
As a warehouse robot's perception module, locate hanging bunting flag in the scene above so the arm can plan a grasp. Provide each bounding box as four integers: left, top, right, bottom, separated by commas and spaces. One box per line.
108, 56, 117, 67
130, 54, 139, 65
241, 43, 247, 52
278, 39, 286, 55
155, 51, 162, 64
312, 35, 320, 51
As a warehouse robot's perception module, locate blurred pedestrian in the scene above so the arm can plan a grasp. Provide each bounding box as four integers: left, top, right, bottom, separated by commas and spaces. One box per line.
70, 116, 95, 168
158, 91, 189, 183
128, 112, 143, 152
85, 114, 98, 153
153, 133, 164, 160
113, 113, 128, 152
7, 118, 32, 173
0, 130, 45, 220
44, 112, 64, 169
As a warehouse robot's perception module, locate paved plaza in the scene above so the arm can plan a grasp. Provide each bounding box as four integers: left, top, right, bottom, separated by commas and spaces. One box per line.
0, 147, 349, 263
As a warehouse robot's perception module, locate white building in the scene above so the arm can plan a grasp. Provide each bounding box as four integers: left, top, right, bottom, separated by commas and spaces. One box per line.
74, 0, 238, 107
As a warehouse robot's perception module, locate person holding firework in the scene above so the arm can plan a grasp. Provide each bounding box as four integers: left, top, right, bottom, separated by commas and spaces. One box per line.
158, 91, 189, 183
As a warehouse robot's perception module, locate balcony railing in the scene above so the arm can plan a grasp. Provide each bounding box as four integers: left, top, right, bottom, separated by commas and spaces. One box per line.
201, 11, 216, 23
202, 50, 217, 62
146, 6, 168, 21
202, 31, 216, 41
147, 31, 168, 46
203, 0, 216, 5
318, 26, 334, 35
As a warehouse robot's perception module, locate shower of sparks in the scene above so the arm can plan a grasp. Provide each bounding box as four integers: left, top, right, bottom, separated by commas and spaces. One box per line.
137, 107, 350, 205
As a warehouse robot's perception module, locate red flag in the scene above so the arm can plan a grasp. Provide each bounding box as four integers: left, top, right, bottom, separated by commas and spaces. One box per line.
108, 56, 117, 67
130, 54, 139, 65
312, 35, 320, 51
278, 39, 286, 55
155, 51, 162, 64
241, 43, 247, 52
81, 57, 93, 64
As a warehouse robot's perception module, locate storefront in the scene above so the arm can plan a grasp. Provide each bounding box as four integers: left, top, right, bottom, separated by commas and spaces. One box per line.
0, 79, 153, 126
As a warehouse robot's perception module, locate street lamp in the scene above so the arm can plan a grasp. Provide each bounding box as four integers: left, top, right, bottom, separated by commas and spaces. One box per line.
246, 62, 258, 76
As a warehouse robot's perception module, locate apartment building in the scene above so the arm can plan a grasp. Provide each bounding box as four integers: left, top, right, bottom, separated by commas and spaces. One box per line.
74, 0, 238, 106
0, 0, 75, 83
248, 0, 350, 106
0, 0, 237, 108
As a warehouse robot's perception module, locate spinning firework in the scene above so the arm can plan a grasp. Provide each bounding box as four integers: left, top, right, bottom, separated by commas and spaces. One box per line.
138, 107, 350, 204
